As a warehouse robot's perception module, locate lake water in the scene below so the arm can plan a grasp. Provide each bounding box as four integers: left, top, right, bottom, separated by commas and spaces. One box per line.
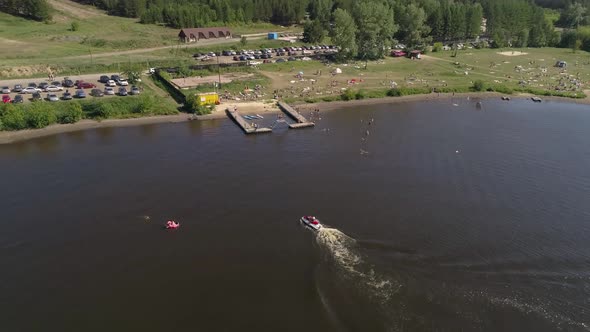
1, 98, 590, 331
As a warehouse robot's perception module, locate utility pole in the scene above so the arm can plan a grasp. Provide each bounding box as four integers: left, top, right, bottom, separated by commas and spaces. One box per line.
217, 47, 222, 90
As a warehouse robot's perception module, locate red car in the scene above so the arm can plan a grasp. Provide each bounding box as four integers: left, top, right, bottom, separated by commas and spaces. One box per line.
2, 95, 10, 103
76, 81, 96, 89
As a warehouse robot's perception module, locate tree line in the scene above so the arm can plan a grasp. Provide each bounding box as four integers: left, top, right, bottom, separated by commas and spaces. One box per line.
0, 0, 51, 21
302, 0, 558, 60
72, 0, 307, 27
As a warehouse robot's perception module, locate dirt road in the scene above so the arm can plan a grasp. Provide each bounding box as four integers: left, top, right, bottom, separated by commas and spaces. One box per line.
62, 36, 265, 61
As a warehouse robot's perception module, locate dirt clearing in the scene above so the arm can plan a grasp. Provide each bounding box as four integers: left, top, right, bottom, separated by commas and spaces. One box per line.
47, 0, 102, 19
171, 73, 254, 89
497, 51, 529, 56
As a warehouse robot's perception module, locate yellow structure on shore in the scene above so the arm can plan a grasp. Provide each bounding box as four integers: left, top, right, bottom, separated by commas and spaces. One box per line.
196, 92, 220, 105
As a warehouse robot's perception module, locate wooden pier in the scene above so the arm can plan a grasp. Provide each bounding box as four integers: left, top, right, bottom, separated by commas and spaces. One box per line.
277, 101, 315, 129
226, 108, 272, 134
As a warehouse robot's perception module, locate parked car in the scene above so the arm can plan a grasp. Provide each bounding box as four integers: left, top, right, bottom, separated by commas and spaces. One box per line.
276, 58, 286, 63
62, 78, 75, 87
117, 79, 128, 86
106, 80, 116, 87
239, 55, 246, 61
104, 87, 115, 95
62, 91, 73, 100
1, 86, 10, 93
38, 82, 49, 90
51, 81, 62, 87
118, 87, 128, 96
130, 86, 140, 95
75, 90, 86, 98
31, 92, 42, 101
47, 93, 59, 102
12, 95, 23, 103
27, 82, 37, 88
12, 84, 23, 93
111, 74, 120, 81
22, 87, 41, 94
90, 89, 104, 97
77, 81, 96, 89
2, 95, 10, 103
99, 75, 110, 83
288, 57, 297, 61
45, 85, 63, 92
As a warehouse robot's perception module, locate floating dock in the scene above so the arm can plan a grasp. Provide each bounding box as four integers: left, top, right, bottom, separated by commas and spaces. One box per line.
226, 108, 272, 134
277, 101, 315, 129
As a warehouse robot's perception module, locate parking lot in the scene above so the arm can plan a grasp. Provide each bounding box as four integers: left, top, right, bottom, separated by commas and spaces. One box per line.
194, 44, 339, 64
0, 72, 141, 104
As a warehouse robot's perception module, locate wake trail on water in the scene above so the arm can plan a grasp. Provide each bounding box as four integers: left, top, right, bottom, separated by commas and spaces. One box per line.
315, 227, 400, 304
314, 228, 590, 330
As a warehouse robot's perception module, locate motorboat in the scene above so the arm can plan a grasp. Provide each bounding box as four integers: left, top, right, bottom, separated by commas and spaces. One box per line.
165, 220, 180, 229
300, 216, 322, 231
256, 114, 264, 119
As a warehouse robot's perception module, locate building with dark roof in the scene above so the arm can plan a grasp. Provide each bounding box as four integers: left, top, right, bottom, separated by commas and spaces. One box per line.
178, 27, 232, 43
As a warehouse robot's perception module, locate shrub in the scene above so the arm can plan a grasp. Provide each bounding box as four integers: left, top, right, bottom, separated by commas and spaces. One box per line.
1, 104, 27, 130
58, 102, 84, 124
71, 21, 80, 31
185, 94, 211, 115
472, 80, 485, 92
84, 102, 118, 118
340, 89, 355, 101
433, 42, 443, 52
487, 85, 513, 94
387, 87, 431, 97
26, 103, 57, 129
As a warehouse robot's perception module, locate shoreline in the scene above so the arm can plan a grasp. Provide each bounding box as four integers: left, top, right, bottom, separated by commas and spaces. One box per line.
1, 92, 588, 144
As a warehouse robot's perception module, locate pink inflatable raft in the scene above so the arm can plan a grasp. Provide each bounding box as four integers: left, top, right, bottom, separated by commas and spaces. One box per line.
165, 220, 180, 229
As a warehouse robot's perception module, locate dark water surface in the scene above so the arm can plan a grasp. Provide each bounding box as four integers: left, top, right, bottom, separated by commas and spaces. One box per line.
2, 98, 590, 331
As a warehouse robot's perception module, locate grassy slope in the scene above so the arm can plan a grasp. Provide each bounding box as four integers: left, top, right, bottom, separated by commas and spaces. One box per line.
0, 0, 300, 77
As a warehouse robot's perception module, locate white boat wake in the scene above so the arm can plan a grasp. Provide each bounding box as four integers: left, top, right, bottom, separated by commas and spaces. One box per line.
315, 227, 400, 303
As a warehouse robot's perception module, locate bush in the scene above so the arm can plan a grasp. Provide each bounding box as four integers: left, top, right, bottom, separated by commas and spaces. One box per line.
185, 94, 211, 115
340, 89, 356, 101
1, 104, 27, 130
355, 90, 366, 100
433, 42, 443, 52
85, 102, 118, 118
58, 102, 84, 124
387, 87, 431, 97
26, 103, 57, 129
486, 85, 513, 94
472, 80, 485, 92
71, 21, 80, 31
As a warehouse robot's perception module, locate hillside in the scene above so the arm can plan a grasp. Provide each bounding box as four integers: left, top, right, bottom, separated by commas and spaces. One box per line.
0, 0, 177, 59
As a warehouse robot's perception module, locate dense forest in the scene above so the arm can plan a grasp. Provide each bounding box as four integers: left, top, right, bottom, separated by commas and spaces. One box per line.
0, 0, 51, 21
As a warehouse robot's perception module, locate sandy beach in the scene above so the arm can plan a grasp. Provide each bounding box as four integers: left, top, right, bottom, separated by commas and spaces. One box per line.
1, 92, 589, 144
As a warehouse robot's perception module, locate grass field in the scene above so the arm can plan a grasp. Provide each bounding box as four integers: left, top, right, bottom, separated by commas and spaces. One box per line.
0, 0, 300, 78
250, 47, 590, 102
